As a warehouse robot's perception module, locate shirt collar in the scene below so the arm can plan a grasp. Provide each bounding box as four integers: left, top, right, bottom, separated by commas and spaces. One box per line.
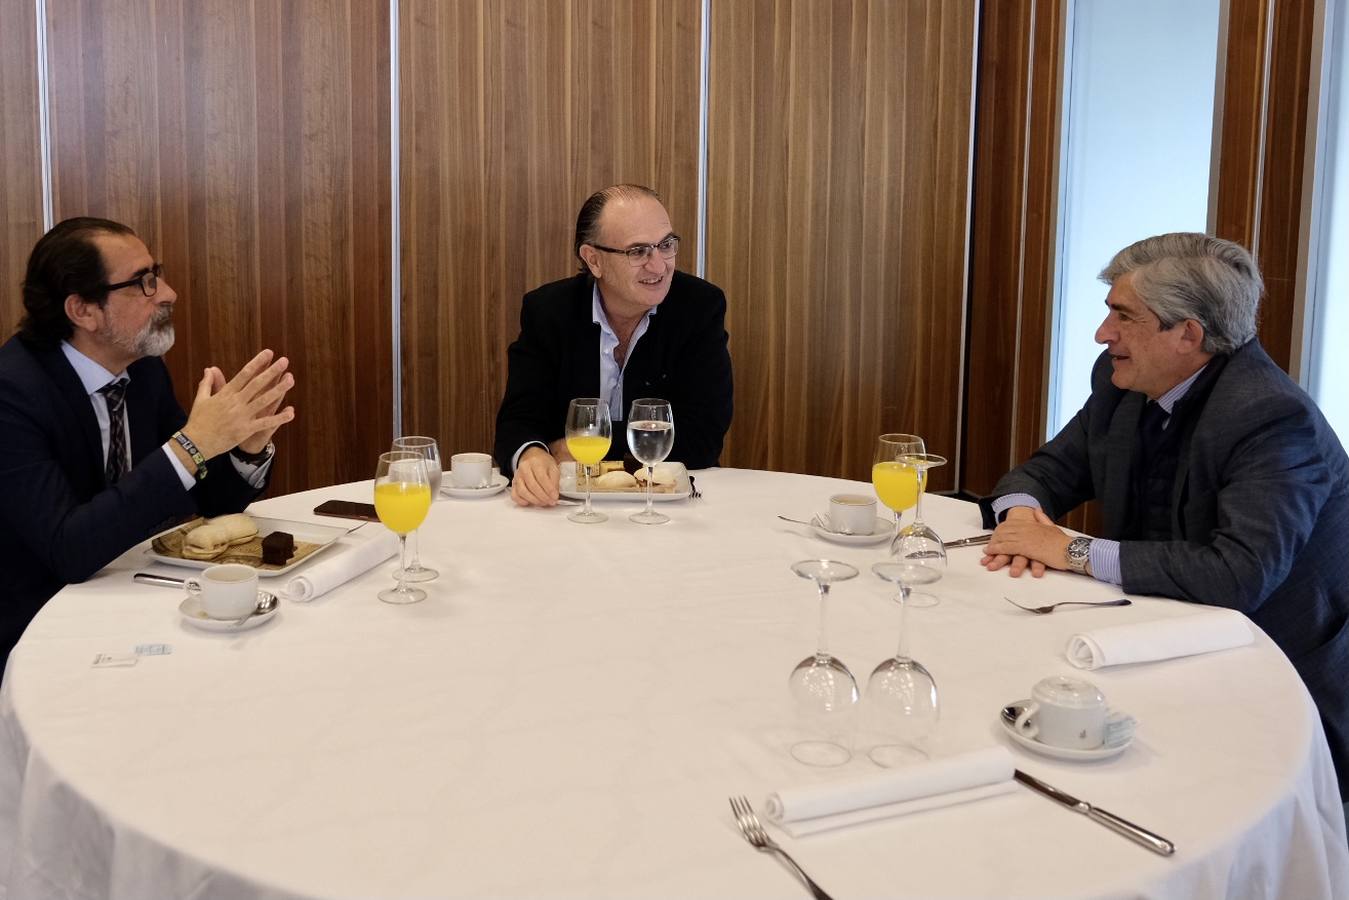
1154, 364, 1207, 416
60, 341, 127, 396
591, 283, 657, 335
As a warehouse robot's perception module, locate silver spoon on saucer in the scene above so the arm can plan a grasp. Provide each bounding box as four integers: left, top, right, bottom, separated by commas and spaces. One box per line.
231, 592, 278, 627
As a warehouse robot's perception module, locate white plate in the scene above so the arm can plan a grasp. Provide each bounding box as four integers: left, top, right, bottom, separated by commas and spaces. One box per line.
999, 701, 1134, 761
559, 462, 691, 502
442, 473, 509, 499
810, 516, 896, 546
178, 596, 278, 633
147, 517, 350, 577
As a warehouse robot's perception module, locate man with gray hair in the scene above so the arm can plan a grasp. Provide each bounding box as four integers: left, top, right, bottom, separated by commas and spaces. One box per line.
981, 232, 1349, 796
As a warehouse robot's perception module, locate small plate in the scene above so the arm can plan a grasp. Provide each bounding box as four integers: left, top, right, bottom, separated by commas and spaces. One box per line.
999, 701, 1134, 761
442, 473, 509, 499
147, 516, 349, 577
178, 596, 278, 633
559, 462, 691, 502
810, 516, 896, 546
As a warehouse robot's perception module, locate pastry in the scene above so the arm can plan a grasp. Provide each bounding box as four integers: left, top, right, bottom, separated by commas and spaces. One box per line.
597, 460, 626, 475
595, 470, 638, 490
181, 514, 259, 560
261, 531, 295, 566
634, 467, 675, 488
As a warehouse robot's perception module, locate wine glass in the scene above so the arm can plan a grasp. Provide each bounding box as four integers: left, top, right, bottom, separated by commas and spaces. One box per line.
787, 559, 860, 766
873, 433, 926, 535
891, 452, 948, 607
391, 436, 441, 582
865, 553, 942, 766
627, 398, 674, 525
565, 398, 612, 524
373, 450, 433, 604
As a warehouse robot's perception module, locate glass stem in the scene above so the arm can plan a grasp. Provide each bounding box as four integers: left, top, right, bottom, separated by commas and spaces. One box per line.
645, 465, 655, 517
895, 584, 911, 660
913, 467, 927, 525
396, 535, 409, 594
816, 583, 831, 658
583, 464, 593, 517
408, 529, 421, 570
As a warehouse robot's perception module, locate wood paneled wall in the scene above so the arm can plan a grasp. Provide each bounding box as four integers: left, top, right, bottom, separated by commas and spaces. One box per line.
707, 1, 976, 488
0, 0, 43, 335
27, 0, 392, 494
399, 0, 702, 456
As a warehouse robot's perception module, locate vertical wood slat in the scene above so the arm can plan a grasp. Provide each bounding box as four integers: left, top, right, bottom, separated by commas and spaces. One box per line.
707, 0, 976, 487
38, 0, 392, 494
398, 0, 702, 459
0, 0, 45, 337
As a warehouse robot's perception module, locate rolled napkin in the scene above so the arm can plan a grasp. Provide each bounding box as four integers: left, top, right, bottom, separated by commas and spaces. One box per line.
281, 530, 401, 602
764, 746, 1017, 837
1066, 607, 1254, 670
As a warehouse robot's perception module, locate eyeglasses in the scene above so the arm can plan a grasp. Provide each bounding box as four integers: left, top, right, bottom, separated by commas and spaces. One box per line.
98, 263, 163, 298
590, 234, 680, 266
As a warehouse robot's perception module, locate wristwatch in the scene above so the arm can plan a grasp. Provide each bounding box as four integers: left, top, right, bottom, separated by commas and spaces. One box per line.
231, 442, 275, 466
1065, 536, 1092, 574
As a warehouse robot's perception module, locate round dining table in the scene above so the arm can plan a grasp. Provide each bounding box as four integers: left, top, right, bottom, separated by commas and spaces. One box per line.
1, 467, 1345, 899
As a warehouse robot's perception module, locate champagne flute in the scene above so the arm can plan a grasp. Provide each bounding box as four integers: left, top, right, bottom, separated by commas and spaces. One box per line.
627, 398, 674, 525
892, 452, 948, 607
873, 433, 926, 535
565, 398, 612, 524
391, 436, 441, 582
373, 450, 433, 604
866, 554, 942, 766
788, 559, 860, 766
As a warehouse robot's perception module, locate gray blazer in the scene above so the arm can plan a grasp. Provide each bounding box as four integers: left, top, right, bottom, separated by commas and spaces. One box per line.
993, 341, 1349, 796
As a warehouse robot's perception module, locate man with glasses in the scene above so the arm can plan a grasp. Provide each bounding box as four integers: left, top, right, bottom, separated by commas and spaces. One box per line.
0, 217, 296, 674
496, 184, 733, 507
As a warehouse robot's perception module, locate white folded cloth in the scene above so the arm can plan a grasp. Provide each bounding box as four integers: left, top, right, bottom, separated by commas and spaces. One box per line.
282, 530, 400, 602
1066, 607, 1254, 670
764, 746, 1017, 837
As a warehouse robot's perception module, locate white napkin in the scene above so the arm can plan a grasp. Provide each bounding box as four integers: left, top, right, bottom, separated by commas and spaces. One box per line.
281, 530, 400, 602
764, 746, 1017, 837
1066, 607, 1254, 670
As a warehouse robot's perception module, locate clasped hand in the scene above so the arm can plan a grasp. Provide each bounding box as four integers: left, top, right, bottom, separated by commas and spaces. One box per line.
182, 349, 296, 459
981, 506, 1074, 578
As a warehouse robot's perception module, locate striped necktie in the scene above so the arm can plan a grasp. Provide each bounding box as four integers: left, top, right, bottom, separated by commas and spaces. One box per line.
99, 378, 130, 483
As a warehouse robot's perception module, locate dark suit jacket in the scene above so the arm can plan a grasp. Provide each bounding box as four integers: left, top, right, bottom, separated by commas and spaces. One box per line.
494, 271, 733, 475
0, 336, 265, 676
991, 341, 1349, 795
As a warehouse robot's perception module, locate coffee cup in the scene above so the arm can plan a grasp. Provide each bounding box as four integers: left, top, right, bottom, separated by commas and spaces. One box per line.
185, 563, 259, 620
828, 494, 876, 535
1013, 675, 1107, 749
450, 452, 493, 489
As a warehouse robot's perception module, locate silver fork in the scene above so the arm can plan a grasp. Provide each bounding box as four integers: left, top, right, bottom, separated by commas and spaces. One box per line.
1003, 596, 1132, 615
688, 476, 702, 499
728, 796, 833, 900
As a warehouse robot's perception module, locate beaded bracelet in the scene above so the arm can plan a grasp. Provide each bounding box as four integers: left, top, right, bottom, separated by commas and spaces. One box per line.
171, 431, 209, 481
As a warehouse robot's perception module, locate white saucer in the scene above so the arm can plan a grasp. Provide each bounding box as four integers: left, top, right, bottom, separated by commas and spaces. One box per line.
999, 701, 1133, 761
442, 473, 509, 499
178, 596, 278, 633
810, 516, 896, 546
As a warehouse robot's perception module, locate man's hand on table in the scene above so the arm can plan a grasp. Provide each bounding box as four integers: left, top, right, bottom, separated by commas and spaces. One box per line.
982, 506, 1074, 578
510, 445, 563, 507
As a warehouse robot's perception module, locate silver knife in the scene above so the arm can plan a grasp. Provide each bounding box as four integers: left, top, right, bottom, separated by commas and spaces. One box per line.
942, 534, 992, 549
1013, 769, 1175, 856
134, 572, 185, 589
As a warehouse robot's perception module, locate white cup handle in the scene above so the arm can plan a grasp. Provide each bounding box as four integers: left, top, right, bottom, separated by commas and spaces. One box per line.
1014, 702, 1040, 739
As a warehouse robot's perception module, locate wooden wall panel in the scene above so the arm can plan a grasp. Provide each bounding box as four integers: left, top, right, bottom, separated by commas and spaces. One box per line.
42, 0, 392, 493
963, 0, 1064, 496
0, 0, 45, 337
707, 0, 976, 487
400, 0, 702, 457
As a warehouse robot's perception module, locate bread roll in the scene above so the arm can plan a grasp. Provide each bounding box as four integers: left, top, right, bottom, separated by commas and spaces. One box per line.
595, 470, 638, 490
182, 514, 259, 560
634, 467, 675, 487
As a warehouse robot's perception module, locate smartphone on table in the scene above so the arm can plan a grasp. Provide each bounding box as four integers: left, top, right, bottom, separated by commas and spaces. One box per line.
312, 499, 381, 522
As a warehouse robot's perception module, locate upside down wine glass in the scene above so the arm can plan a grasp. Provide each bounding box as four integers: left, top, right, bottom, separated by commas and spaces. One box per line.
866, 549, 942, 766
891, 452, 948, 608
373, 450, 433, 604
627, 398, 674, 525
391, 436, 441, 582
565, 398, 612, 524
788, 559, 860, 766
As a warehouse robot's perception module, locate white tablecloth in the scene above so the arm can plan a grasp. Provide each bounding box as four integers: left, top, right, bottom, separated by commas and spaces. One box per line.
1, 468, 1345, 899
